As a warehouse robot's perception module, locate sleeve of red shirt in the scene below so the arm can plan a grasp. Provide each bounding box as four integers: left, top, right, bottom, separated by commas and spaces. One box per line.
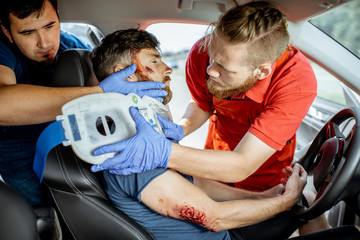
249, 50, 317, 150
185, 37, 213, 112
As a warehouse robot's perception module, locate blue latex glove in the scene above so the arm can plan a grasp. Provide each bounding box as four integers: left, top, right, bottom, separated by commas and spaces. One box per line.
157, 114, 184, 143
91, 107, 172, 175
98, 64, 167, 102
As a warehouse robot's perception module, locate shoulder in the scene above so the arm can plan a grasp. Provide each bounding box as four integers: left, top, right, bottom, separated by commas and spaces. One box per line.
272, 46, 317, 94
103, 168, 168, 199
0, 40, 22, 73
187, 36, 209, 65
59, 30, 92, 51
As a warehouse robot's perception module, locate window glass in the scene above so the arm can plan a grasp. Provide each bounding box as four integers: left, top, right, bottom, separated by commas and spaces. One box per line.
309, 60, 346, 106
147, 23, 211, 149
310, 1, 360, 59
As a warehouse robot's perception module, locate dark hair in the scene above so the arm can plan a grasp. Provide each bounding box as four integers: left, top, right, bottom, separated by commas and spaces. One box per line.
0, 0, 59, 30
92, 28, 160, 81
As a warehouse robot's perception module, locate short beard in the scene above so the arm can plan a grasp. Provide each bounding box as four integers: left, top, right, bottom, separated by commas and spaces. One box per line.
34, 58, 56, 70
161, 76, 173, 105
206, 75, 258, 99
135, 72, 173, 105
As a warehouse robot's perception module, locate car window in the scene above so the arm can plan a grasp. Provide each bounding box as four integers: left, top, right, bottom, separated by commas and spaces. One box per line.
309, 1, 360, 106
310, 60, 346, 106
147, 23, 211, 149
310, 1, 360, 59
60, 23, 104, 48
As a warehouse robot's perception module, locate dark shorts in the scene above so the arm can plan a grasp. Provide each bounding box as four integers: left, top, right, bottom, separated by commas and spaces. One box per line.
229, 210, 306, 240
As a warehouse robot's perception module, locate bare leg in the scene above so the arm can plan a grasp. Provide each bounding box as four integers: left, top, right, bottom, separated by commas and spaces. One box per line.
298, 190, 329, 235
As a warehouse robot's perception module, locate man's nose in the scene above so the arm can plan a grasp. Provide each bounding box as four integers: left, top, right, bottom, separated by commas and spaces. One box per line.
37, 31, 49, 48
164, 65, 173, 76
206, 62, 220, 78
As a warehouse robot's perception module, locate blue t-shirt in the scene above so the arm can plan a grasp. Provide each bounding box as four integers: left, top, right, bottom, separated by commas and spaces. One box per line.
0, 30, 92, 141
103, 168, 231, 240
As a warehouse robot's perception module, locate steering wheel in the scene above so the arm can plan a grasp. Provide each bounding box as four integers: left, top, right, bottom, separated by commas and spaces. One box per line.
293, 107, 360, 220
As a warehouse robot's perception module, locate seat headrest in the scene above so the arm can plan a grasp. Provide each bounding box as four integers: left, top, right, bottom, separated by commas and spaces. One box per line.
51, 49, 99, 87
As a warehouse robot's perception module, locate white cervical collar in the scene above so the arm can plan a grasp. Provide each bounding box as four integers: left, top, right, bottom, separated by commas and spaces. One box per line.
57, 92, 168, 164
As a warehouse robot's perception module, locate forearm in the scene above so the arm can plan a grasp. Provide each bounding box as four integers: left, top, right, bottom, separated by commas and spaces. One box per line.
194, 177, 265, 201
213, 195, 295, 231
0, 84, 102, 125
214, 164, 306, 231
168, 144, 254, 182
178, 100, 211, 136
168, 132, 276, 183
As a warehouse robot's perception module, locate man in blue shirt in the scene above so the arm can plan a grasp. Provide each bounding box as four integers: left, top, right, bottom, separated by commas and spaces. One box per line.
0, 0, 167, 206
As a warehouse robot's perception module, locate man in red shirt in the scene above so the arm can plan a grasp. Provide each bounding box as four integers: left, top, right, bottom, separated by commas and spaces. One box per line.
184, 37, 316, 191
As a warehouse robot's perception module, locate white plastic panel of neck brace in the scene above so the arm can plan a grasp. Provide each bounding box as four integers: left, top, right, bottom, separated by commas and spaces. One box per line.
59, 92, 168, 164
33, 93, 169, 181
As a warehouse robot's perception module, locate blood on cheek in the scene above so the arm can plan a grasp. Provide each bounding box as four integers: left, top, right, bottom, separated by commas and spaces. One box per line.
145, 66, 154, 74
133, 53, 154, 78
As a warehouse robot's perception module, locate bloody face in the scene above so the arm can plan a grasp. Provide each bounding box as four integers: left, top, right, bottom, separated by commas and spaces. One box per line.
132, 49, 173, 104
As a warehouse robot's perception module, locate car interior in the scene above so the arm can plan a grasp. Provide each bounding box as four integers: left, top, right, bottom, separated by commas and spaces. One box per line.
1, 0, 360, 239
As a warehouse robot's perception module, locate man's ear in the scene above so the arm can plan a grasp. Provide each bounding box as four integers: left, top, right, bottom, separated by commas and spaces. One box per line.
254, 64, 272, 80
114, 64, 138, 82
1, 24, 13, 43
114, 64, 125, 73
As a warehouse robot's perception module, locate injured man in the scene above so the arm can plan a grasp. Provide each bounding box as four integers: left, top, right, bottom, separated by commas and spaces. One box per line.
91, 28, 311, 240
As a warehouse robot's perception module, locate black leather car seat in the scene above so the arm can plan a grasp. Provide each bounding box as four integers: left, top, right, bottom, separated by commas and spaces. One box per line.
0, 181, 38, 240
43, 49, 154, 240
0, 179, 62, 240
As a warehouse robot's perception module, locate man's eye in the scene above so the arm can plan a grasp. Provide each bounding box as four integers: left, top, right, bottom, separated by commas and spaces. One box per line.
46, 25, 54, 29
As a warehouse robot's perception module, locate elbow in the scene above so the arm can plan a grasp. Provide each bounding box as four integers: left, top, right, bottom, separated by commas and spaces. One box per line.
224, 165, 254, 183
174, 204, 225, 232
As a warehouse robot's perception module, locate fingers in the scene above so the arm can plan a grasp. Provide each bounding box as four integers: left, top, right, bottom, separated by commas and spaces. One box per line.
134, 81, 166, 91
129, 107, 157, 132
90, 164, 103, 172
137, 89, 167, 99
109, 168, 136, 175
90, 155, 128, 172
93, 140, 126, 156
281, 166, 293, 179
157, 114, 171, 128
116, 64, 137, 79
298, 164, 308, 181
129, 107, 150, 128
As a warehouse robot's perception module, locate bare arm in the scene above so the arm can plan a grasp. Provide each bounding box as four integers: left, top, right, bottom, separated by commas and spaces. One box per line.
178, 99, 211, 137
167, 131, 276, 183
193, 177, 285, 202
141, 164, 306, 232
0, 65, 102, 125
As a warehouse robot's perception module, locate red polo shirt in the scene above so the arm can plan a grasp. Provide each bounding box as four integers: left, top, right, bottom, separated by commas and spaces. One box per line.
185, 38, 317, 191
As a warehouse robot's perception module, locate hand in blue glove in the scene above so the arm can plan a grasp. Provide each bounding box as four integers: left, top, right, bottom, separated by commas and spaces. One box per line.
157, 114, 184, 143
91, 107, 172, 175
98, 64, 168, 102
